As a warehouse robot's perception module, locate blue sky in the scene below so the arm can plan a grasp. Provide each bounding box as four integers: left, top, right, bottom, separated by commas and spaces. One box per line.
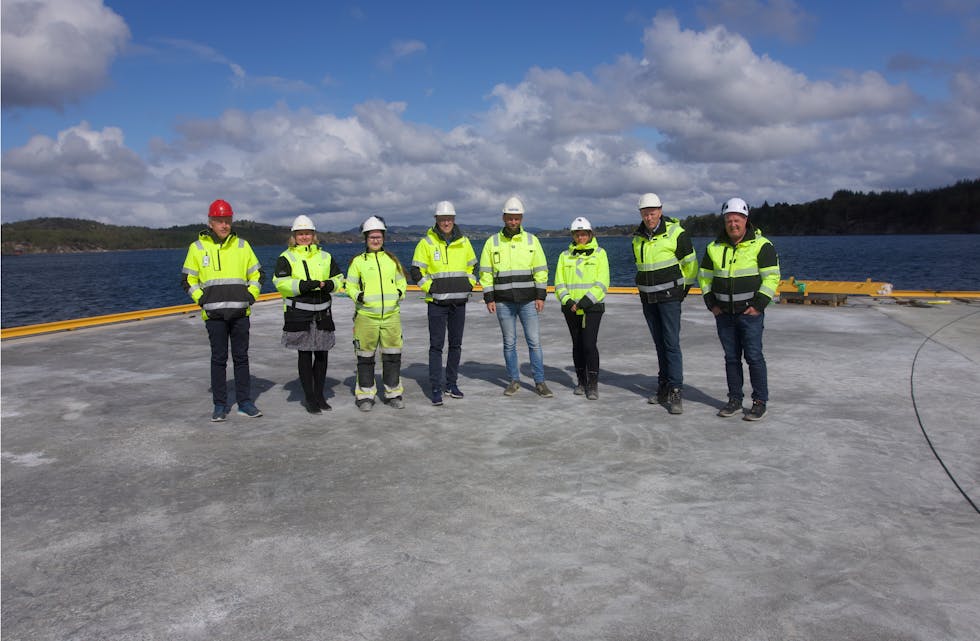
2, 0, 978, 231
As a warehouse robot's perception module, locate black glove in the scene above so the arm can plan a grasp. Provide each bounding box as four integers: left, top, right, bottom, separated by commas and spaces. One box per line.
561, 299, 574, 313
577, 297, 593, 310
299, 280, 318, 294
320, 280, 335, 294
357, 292, 364, 303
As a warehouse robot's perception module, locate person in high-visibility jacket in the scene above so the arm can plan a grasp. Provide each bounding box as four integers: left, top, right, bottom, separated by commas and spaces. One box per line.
410, 201, 478, 406
479, 196, 553, 398
554, 217, 609, 400
273, 215, 344, 415
346, 216, 408, 412
181, 199, 264, 422
632, 192, 698, 415
699, 197, 780, 422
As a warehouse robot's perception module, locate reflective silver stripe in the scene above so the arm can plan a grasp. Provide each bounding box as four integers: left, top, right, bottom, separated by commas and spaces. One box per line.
431, 292, 468, 301
466, 258, 477, 267
483, 284, 495, 292
288, 300, 331, 311
637, 279, 683, 293
380, 347, 402, 354
531, 265, 547, 274
201, 278, 248, 286
203, 301, 249, 310
637, 258, 677, 270
429, 271, 470, 278
493, 280, 536, 290
479, 266, 494, 274
759, 267, 779, 277
728, 267, 759, 277
715, 291, 755, 302
565, 283, 595, 291
247, 264, 261, 276
412, 259, 428, 268
194, 240, 204, 251
182, 267, 199, 276
423, 236, 434, 246
187, 284, 202, 296
417, 275, 432, 287
495, 269, 533, 278
237, 238, 245, 249
759, 285, 776, 297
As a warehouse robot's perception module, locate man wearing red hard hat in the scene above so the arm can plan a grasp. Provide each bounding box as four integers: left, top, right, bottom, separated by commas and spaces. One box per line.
181, 199, 264, 421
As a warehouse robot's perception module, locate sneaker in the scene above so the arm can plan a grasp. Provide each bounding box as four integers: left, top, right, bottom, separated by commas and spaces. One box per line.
717, 398, 743, 418
210, 404, 228, 422
447, 384, 464, 399
504, 381, 521, 396
743, 400, 768, 421
667, 388, 683, 415
388, 396, 405, 409
237, 401, 262, 418
534, 382, 554, 398
356, 399, 374, 412
431, 390, 444, 406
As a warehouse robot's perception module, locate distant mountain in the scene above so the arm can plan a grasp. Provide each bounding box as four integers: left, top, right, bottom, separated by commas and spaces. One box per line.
2, 180, 976, 254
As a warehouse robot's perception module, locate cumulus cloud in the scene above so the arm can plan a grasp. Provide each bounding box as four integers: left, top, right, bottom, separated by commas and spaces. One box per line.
1, 0, 130, 109
696, 0, 816, 42
2, 14, 977, 230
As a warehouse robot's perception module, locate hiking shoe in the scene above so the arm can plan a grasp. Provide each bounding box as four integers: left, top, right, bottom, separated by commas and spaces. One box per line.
744, 400, 768, 421
667, 388, 683, 415
356, 399, 374, 412
573, 384, 586, 396
210, 405, 228, 422
237, 401, 262, 418
534, 382, 554, 398
447, 384, 464, 399
657, 381, 670, 404
586, 385, 598, 401
504, 381, 521, 396
717, 398, 743, 418
388, 396, 405, 409
431, 390, 444, 406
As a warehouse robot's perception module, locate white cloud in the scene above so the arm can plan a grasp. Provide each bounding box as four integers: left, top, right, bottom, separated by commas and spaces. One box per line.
2, 15, 977, 230
1, 0, 130, 109
378, 39, 427, 70
696, 0, 816, 42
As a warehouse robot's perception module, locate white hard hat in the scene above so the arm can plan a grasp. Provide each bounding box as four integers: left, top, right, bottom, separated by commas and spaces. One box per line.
570, 217, 592, 232
638, 193, 662, 210
502, 196, 525, 215
361, 215, 387, 233
291, 214, 316, 232
435, 201, 456, 217
721, 197, 749, 217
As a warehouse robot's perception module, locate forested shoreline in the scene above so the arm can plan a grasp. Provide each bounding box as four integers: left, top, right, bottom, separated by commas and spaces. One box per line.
3, 179, 976, 254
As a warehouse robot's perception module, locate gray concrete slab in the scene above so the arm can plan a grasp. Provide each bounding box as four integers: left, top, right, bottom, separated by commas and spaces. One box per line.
2, 294, 979, 641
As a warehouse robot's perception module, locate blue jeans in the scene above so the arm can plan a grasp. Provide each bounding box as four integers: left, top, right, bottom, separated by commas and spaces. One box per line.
205, 316, 252, 406
715, 312, 768, 402
641, 299, 683, 388
495, 300, 545, 383
427, 303, 466, 391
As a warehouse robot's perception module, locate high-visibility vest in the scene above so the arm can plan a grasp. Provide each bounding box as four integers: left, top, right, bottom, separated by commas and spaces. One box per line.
554, 237, 609, 314
699, 227, 780, 314
411, 227, 477, 304
631, 218, 697, 303
181, 231, 262, 321
346, 250, 407, 320
273, 244, 344, 329
479, 228, 548, 303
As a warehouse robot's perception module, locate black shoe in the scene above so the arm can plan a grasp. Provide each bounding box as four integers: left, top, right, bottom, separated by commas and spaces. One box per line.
317, 398, 332, 411
305, 401, 322, 415
717, 398, 743, 418
743, 400, 768, 421
667, 387, 683, 414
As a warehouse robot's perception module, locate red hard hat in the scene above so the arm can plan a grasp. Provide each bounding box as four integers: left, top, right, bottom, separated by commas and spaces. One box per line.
208, 199, 234, 217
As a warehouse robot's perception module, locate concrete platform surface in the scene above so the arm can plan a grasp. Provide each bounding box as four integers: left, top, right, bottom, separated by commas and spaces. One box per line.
2, 294, 979, 641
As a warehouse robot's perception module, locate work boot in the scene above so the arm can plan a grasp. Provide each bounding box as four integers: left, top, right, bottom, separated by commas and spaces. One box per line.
388, 396, 405, 409
585, 371, 598, 401
743, 400, 768, 421
648, 380, 668, 405
717, 398, 743, 418
573, 369, 586, 396
356, 399, 374, 412
667, 387, 683, 415
504, 381, 521, 396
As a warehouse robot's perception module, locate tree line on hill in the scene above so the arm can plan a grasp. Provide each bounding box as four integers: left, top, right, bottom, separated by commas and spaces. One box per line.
2, 179, 976, 254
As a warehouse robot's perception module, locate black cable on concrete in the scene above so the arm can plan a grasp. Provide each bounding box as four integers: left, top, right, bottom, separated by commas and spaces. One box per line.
909, 308, 980, 515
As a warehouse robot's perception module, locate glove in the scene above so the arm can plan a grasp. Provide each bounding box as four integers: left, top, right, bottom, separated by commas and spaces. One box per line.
299, 280, 318, 294
577, 297, 593, 310
357, 292, 364, 303
320, 280, 335, 294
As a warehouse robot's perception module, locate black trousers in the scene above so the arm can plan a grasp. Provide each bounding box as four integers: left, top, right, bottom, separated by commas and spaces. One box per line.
561, 308, 602, 376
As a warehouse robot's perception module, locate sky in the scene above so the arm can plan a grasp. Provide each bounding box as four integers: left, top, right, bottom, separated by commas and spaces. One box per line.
2, 0, 979, 232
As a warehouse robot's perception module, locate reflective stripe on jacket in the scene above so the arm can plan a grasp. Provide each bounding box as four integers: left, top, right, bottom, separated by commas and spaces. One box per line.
346, 250, 407, 320
554, 237, 609, 314
479, 228, 548, 303
411, 227, 477, 304
181, 231, 262, 321
631, 218, 697, 303
698, 225, 780, 314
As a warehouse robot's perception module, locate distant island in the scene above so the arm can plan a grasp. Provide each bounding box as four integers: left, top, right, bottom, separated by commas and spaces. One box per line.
2, 179, 976, 254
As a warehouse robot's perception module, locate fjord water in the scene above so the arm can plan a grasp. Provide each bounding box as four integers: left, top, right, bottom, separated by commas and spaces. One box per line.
2, 234, 977, 327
